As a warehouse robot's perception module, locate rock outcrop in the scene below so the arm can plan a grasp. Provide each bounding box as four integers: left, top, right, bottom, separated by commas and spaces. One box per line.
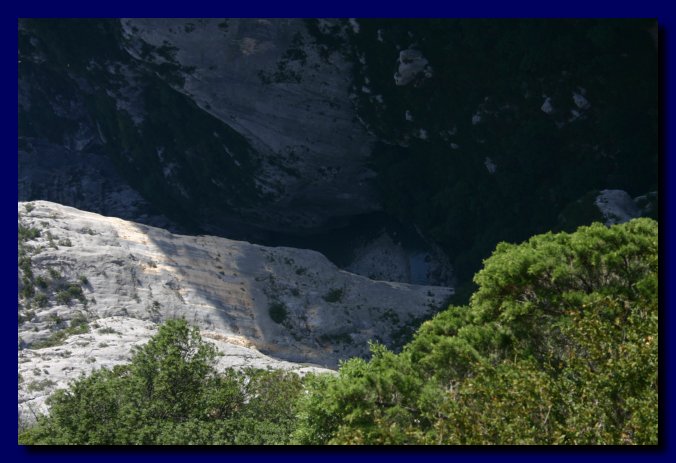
393, 47, 433, 86
18, 201, 453, 424
594, 189, 641, 225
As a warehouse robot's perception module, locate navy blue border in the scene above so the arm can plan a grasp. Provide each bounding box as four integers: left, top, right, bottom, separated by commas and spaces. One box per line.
4, 1, 673, 461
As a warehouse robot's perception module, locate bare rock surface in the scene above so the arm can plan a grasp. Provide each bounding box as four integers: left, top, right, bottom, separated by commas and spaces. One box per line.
120, 18, 380, 232
18, 201, 453, 423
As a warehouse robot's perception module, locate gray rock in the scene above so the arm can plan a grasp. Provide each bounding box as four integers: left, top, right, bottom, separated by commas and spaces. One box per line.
18, 201, 454, 424
393, 47, 433, 86
19, 18, 380, 238
120, 18, 380, 233
595, 189, 640, 225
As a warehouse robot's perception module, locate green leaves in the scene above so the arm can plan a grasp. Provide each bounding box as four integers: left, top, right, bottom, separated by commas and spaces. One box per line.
297, 219, 658, 444
19, 319, 304, 445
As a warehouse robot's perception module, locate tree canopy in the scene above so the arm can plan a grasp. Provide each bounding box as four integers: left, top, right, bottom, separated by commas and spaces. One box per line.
294, 218, 658, 444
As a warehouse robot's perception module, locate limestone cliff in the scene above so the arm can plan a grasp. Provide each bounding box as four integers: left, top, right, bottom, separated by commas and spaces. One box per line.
18, 201, 453, 424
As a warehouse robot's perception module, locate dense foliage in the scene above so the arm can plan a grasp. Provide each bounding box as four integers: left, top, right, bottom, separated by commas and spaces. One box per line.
294, 219, 658, 444
20, 219, 658, 445
19, 320, 303, 445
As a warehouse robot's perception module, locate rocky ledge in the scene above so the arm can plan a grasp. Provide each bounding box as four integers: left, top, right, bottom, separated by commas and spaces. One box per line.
18, 201, 453, 423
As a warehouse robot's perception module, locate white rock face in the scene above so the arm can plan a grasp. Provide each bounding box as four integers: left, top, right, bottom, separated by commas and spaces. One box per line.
18, 201, 454, 424
595, 190, 640, 225
394, 48, 433, 86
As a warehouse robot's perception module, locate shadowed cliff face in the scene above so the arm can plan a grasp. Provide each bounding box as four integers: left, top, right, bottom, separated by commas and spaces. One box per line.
18, 18, 379, 238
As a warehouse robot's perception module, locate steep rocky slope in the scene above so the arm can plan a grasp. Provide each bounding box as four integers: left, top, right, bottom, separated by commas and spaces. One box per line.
18, 201, 453, 424
19, 18, 378, 237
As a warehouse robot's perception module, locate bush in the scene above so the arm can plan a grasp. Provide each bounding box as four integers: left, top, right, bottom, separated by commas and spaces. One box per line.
34, 293, 48, 308
35, 276, 48, 289
295, 219, 658, 445
31, 316, 89, 349
18, 256, 32, 280
19, 319, 304, 445
55, 291, 70, 305
322, 288, 344, 303
18, 223, 40, 242
97, 327, 119, 335
48, 268, 62, 280
19, 277, 35, 299
268, 301, 288, 324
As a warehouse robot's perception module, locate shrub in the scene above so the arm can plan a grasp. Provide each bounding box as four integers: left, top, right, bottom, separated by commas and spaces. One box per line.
98, 327, 120, 335
48, 268, 62, 280
35, 276, 48, 289
268, 301, 288, 324
55, 291, 71, 305
34, 293, 48, 308
296, 219, 658, 445
18, 223, 40, 242
20, 277, 35, 299
26, 379, 56, 392
19, 319, 304, 445
18, 256, 32, 279
32, 316, 89, 349
323, 288, 344, 303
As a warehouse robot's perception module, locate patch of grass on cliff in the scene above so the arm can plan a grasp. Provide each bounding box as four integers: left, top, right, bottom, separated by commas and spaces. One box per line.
26, 378, 56, 392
